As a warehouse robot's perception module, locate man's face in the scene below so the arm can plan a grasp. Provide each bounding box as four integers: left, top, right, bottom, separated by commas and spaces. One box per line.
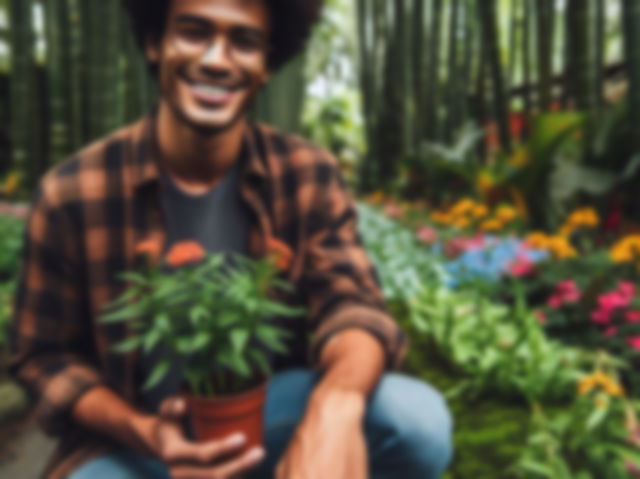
147, 0, 271, 133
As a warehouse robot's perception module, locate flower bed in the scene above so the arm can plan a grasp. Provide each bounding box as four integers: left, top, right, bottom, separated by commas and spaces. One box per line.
358, 200, 640, 478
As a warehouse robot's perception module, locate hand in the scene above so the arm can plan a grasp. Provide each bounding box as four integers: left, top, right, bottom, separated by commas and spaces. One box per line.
275, 390, 368, 479
147, 396, 265, 479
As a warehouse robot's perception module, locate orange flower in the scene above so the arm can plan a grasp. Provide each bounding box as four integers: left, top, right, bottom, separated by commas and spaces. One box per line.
265, 237, 293, 271
135, 239, 162, 266
166, 241, 205, 268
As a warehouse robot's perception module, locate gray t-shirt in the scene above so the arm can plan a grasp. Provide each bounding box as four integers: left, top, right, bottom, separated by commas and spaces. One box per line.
138, 158, 250, 412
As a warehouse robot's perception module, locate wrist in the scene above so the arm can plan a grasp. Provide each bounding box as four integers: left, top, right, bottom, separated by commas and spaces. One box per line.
310, 386, 366, 422
129, 412, 160, 457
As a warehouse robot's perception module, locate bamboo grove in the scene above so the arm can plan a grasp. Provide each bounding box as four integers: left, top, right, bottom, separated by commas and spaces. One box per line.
356, 0, 640, 194
0, 0, 305, 188
2, 0, 640, 195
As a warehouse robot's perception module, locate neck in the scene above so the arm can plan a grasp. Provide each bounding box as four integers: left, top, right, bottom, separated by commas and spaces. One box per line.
156, 101, 246, 190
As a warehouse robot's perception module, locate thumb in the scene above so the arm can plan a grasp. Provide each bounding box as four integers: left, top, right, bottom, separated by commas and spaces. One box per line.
158, 396, 187, 421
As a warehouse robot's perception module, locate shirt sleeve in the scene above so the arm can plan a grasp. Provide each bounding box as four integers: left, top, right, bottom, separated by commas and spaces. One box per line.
9, 183, 103, 436
300, 154, 407, 369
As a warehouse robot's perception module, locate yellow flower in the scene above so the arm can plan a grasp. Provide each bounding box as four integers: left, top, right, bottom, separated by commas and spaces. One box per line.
578, 376, 595, 395
480, 218, 504, 232
476, 171, 495, 199
577, 371, 625, 397
565, 207, 600, 229
450, 198, 476, 216
1, 171, 20, 196
471, 204, 489, 220
367, 190, 385, 204
610, 235, 640, 264
526, 232, 551, 249
495, 205, 518, 224
452, 216, 471, 229
431, 211, 452, 225
508, 148, 531, 168
547, 235, 577, 259
559, 222, 575, 237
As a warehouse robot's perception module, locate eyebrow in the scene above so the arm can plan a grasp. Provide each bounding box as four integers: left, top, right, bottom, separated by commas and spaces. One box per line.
174, 13, 268, 38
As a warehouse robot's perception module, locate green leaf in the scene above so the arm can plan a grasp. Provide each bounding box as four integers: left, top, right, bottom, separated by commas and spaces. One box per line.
230, 329, 249, 355
143, 328, 162, 354
249, 349, 271, 377
111, 335, 142, 353
143, 360, 171, 390
256, 325, 288, 354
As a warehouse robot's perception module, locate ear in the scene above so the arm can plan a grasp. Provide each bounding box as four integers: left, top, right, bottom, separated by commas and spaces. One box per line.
144, 36, 161, 63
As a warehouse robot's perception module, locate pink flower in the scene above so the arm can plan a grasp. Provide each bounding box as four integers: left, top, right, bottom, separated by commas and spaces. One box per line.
416, 226, 438, 245
443, 235, 486, 258
509, 255, 536, 278
626, 311, 640, 323
598, 291, 632, 311
617, 281, 635, 303
627, 336, 640, 350
534, 311, 547, 324
604, 326, 617, 337
546, 280, 581, 308
383, 203, 403, 219
591, 308, 613, 325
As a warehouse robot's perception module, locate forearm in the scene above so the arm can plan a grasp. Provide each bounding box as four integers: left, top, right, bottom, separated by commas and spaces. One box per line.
72, 386, 157, 456
311, 328, 386, 406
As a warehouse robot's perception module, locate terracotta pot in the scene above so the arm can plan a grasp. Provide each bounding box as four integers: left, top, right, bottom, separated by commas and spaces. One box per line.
184, 382, 267, 452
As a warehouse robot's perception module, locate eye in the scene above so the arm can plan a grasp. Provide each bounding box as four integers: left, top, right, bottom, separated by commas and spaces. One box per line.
232, 32, 266, 52
176, 27, 209, 44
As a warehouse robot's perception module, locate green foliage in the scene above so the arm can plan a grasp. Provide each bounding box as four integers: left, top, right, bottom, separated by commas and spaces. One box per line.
0, 280, 16, 348
0, 214, 24, 281
357, 204, 637, 476
102, 252, 304, 397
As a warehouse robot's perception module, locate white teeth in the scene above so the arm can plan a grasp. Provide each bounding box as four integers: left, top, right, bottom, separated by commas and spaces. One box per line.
192, 84, 232, 96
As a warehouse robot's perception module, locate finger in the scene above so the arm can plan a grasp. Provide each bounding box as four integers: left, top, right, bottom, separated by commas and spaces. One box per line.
162, 431, 247, 464
170, 447, 265, 479
159, 396, 186, 420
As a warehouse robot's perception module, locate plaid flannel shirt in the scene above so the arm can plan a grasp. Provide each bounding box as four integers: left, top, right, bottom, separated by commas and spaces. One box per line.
9, 112, 407, 479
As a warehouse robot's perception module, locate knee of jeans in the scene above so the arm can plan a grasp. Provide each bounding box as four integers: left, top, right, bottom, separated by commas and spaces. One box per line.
367, 374, 454, 473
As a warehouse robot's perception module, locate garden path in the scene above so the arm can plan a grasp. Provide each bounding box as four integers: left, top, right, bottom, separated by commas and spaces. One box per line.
0, 416, 55, 478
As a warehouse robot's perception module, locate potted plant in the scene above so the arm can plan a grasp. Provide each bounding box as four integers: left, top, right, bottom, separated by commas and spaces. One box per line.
100, 238, 302, 451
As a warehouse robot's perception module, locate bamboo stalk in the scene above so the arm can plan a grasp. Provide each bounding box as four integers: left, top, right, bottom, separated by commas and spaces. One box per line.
65, 0, 86, 149
622, 0, 640, 151
445, 0, 461, 141
522, 0, 533, 116
8, 0, 36, 183
44, 0, 70, 164
423, 0, 442, 141
536, 0, 554, 111
478, 0, 511, 152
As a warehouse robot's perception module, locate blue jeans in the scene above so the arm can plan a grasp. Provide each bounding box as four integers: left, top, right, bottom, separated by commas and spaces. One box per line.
68, 369, 453, 479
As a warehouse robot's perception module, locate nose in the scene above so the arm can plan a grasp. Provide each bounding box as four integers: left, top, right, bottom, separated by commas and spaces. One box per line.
200, 36, 233, 71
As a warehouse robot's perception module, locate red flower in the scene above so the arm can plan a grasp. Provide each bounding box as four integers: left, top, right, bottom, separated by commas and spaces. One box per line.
604, 326, 617, 337
547, 280, 581, 308
383, 203, 403, 219
135, 238, 162, 266
626, 311, 640, 323
627, 336, 640, 350
416, 226, 438, 245
265, 237, 293, 271
509, 255, 536, 278
166, 241, 205, 268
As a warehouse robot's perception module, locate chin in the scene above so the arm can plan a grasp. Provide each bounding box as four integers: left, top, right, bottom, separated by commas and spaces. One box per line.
177, 106, 242, 135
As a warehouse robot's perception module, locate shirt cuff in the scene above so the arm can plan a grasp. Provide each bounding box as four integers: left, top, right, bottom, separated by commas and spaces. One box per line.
34, 362, 103, 436
310, 303, 407, 369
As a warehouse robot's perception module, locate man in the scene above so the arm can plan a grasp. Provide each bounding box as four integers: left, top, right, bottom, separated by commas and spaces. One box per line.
10, 0, 453, 477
